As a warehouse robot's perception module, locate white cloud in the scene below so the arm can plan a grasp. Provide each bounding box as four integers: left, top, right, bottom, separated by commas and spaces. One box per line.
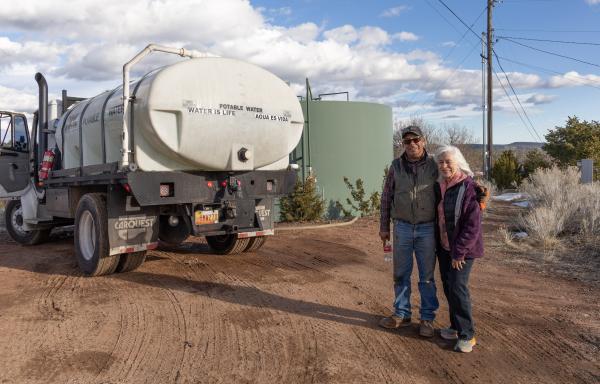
356, 26, 392, 47
0, 0, 264, 44
393, 32, 419, 42
525, 94, 557, 105
0, 0, 593, 124
585, 0, 600, 5
280, 23, 321, 44
380, 5, 410, 17
0, 37, 64, 70
0, 85, 39, 113
441, 41, 456, 48
323, 25, 358, 44
547, 71, 600, 88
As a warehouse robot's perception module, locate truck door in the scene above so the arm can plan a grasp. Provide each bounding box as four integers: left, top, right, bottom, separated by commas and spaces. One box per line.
0, 112, 30, 195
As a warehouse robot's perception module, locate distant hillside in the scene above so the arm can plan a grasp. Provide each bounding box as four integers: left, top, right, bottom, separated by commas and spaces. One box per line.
465, 142, 544, 152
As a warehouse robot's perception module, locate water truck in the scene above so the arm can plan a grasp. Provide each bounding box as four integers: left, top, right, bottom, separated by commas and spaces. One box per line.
0, 44, 303, 276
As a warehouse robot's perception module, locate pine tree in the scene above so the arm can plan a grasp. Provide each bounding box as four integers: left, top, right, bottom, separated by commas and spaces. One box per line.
279, 175, 325, 222
491, 150, 521, 190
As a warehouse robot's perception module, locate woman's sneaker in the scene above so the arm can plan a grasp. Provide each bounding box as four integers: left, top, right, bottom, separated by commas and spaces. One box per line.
440, 327, 458, 340
454, 337, 477, 353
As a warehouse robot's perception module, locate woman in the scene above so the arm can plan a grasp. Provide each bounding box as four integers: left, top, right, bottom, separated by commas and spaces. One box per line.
435, 146, 484, 353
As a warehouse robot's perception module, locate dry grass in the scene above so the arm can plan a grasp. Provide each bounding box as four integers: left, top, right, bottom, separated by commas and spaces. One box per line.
488, 202, 599, 284
519, 166, 600, 244
492, 166, 600, 283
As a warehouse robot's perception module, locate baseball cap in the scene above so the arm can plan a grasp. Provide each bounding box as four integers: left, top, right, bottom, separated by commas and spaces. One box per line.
401, 125, 423, 138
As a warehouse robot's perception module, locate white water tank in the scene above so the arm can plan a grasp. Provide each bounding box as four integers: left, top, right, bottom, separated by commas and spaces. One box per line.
55, 58, 304, 171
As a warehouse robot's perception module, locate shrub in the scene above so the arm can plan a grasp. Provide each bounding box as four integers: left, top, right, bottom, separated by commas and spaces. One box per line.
518, 166, 600, 245
491, 150, 522, 190
279, 175, 325, 222
340, 177, 380, 217
579, 183, 600, 235
523, 149, 551, 177
543, 116, 600, 167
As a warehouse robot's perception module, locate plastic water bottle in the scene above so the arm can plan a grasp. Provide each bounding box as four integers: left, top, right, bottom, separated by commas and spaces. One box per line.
383, 239, 393, 263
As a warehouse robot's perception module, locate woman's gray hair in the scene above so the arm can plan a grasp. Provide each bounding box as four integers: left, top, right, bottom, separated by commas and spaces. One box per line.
435, 145, 474, 179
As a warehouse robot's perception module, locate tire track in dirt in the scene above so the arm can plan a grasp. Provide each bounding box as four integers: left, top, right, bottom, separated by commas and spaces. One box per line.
474, 310, 596, 383
159, 246, 328, 383
98, 267, 190, 384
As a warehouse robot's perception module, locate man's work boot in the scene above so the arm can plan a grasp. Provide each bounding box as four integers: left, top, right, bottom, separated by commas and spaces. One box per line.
379, 315, 412, 329
419, 320, 435, 337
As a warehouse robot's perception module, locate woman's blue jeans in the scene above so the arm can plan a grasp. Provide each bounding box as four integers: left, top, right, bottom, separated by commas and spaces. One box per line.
392, 220, 439, 321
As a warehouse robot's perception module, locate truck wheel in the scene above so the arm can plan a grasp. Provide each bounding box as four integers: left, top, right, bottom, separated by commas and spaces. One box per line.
244, 236, 267, 253
4, 200, 51, 245
206, 234, 250, 255
158, 215, 191, 246
115, 251, 147, 273
74, 193, 119, 276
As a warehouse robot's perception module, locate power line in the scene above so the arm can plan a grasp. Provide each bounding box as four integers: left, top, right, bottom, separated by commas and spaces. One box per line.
493, 52, 545, 142
405, 2, 484, 106
493, 68, 543, 143
498, 36, 600, 46
502, 38, 600, 69
424, 0, 465, 37
496, 28, 600, 33
495, 55, 600, 90
436, 0, 484, 43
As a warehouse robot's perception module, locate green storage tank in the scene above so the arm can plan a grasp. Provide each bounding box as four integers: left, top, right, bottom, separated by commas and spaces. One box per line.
291, 96, 393, 218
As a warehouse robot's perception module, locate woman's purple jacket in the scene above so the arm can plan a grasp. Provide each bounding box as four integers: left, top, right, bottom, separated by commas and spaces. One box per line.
436, 176, 484, 261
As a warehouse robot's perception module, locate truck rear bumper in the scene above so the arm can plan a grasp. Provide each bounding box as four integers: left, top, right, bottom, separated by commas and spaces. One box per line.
126, 169, 296, 206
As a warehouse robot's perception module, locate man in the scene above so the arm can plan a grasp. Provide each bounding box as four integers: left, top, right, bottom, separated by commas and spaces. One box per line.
379, 125, 439, 337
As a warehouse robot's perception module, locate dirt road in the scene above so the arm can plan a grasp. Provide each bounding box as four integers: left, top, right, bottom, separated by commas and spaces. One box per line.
0, 204, 598, 384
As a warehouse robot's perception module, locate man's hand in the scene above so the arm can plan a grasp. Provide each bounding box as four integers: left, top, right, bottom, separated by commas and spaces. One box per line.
379, 231, 390, 245
452, 259, 466, 270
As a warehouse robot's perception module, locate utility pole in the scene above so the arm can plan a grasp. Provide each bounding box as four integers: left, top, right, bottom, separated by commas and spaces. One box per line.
486, 0, 494, 179
481, 32, 487, 176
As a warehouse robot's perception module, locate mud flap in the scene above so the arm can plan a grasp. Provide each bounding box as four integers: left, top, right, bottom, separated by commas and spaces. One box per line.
254, 198, 274, 230
107, 186, 159, 256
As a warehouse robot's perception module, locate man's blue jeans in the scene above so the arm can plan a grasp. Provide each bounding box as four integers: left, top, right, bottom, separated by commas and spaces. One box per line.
392, 220, 439, 321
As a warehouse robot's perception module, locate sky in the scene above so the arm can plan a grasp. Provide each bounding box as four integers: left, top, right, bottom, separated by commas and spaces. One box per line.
0, 0, 599, 144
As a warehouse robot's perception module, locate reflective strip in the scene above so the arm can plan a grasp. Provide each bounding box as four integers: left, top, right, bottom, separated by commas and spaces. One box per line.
237, 229, 275, 239
109, 241, 158, 256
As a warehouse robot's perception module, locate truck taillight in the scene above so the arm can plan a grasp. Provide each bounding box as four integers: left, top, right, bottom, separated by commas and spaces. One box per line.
207, 181, 214, 188
160, 183, 173, 197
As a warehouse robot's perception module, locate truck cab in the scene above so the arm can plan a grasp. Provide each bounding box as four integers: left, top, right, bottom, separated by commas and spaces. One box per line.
0, 111, 31, 197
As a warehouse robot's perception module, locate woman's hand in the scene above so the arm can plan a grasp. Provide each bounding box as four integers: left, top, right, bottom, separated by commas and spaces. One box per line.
452, 259, 466, 270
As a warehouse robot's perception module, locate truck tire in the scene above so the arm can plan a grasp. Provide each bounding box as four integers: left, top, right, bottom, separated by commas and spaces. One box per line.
244, 236, 267, 253
74, 193, 119, 276
4, 200, 51, 245
158, 215, 191, 246
206, 234, 250, 255
115, 251, 147, 273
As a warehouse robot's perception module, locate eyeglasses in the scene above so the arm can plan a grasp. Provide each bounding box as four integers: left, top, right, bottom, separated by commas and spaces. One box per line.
402, 137, 421, 145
